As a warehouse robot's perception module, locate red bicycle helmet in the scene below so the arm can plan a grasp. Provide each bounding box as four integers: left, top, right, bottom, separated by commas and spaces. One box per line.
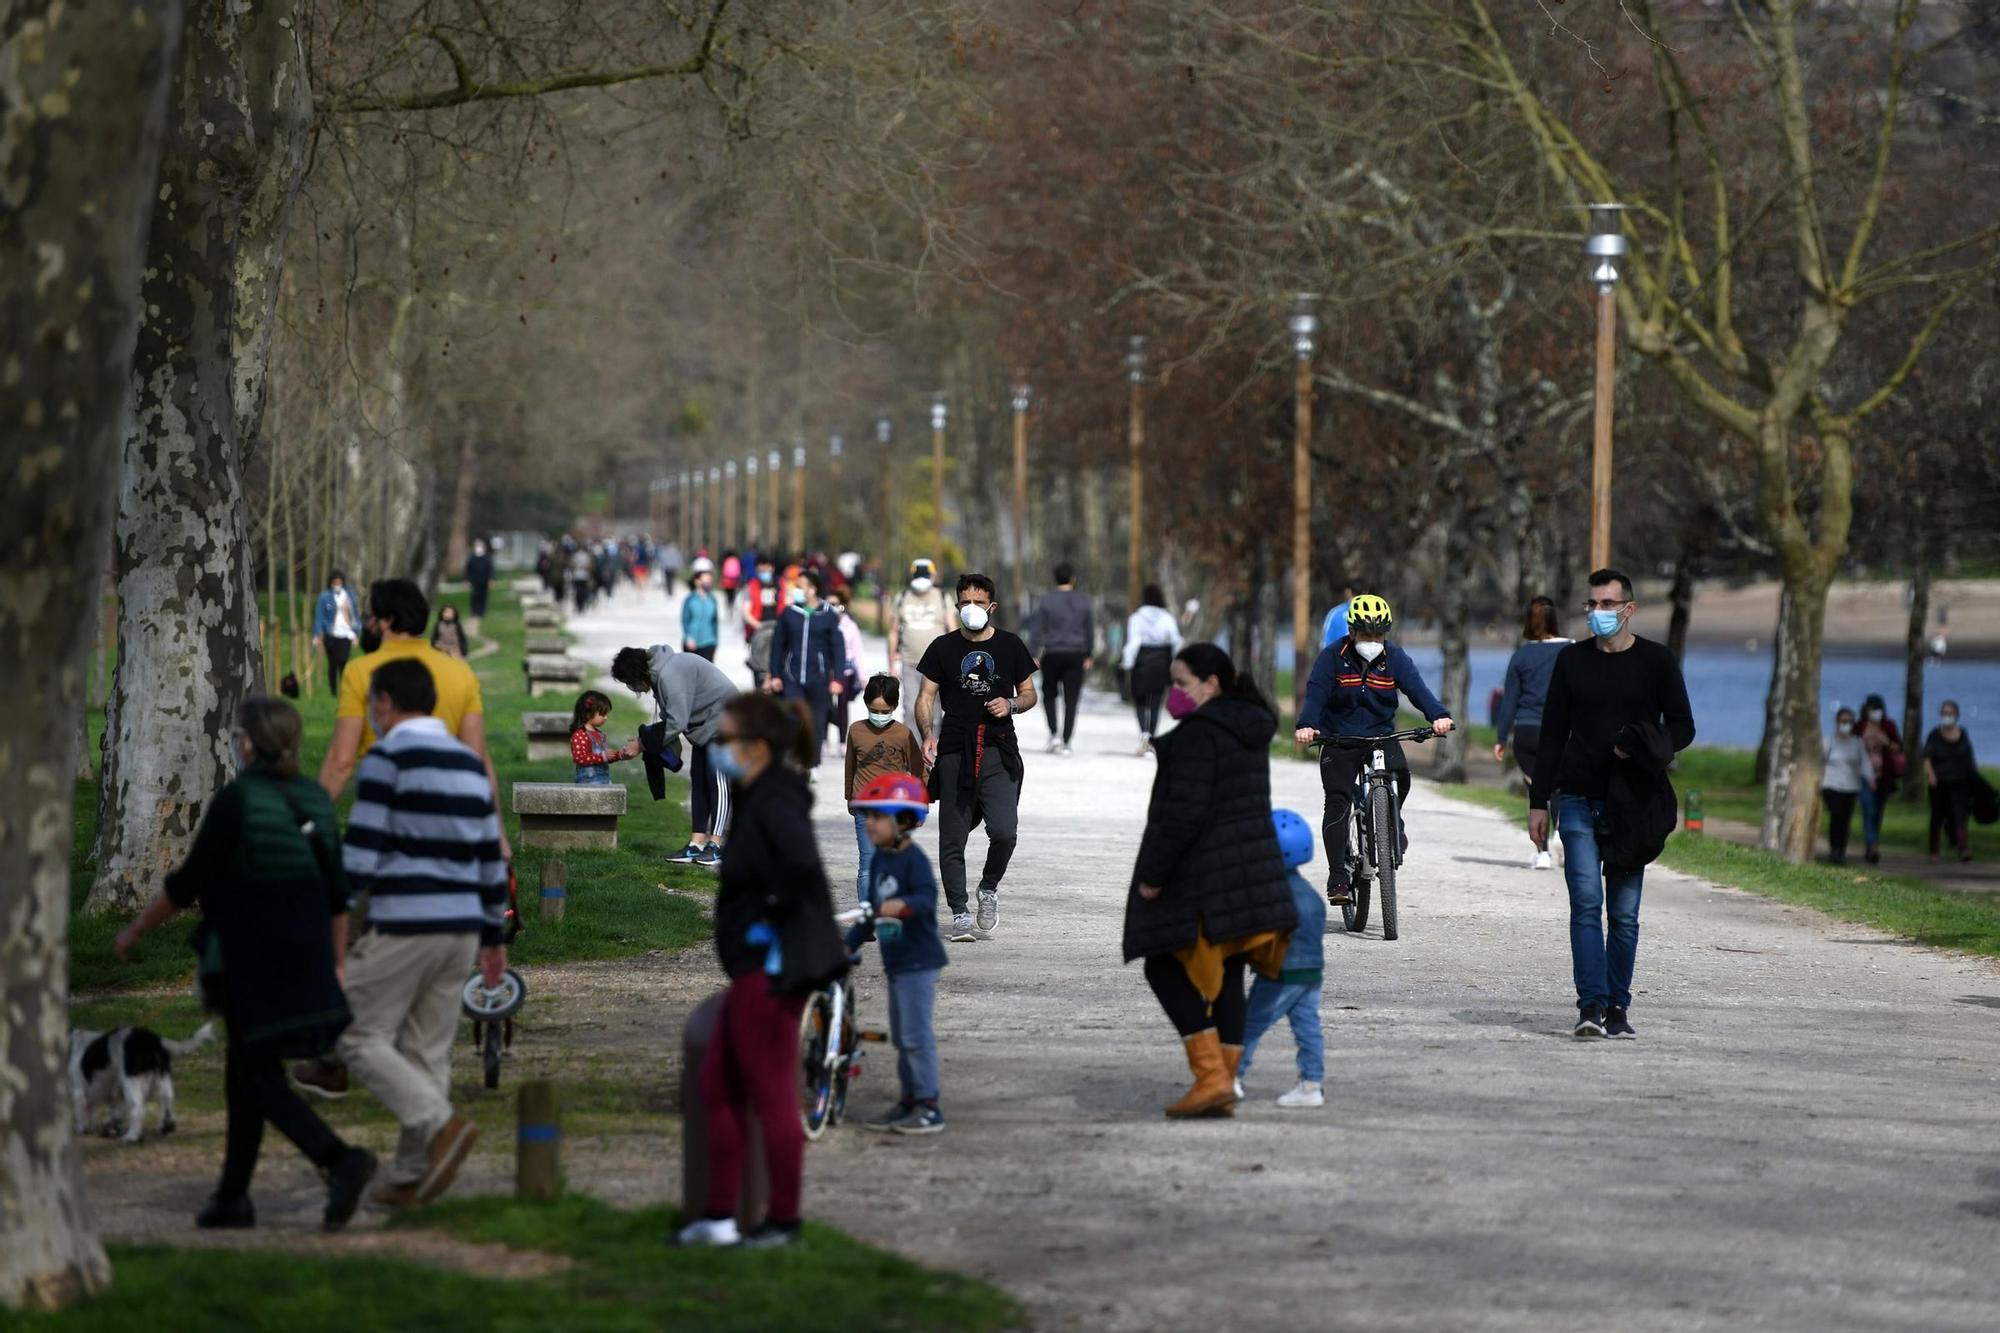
852, 772, 930, 825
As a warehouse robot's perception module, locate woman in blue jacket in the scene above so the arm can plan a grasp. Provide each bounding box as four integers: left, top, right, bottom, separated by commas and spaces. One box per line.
310, 571, 361, 694
766, 569, 847, 769
1493, 596, 1571, 870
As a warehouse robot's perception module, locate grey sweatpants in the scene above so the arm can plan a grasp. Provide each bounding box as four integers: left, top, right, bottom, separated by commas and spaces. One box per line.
934, 750, 1020, 914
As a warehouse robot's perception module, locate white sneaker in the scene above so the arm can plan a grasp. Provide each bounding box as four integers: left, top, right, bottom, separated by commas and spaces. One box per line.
948, 913, 978, 943
1276, 1080, 1325, 1109
975, 888, 998, 933
1233, 1078, 1245, 1100
1533, 850, 1554, 871
674, 1216, 742, 1247
1057, 742, 1074, 757
1045, 735, 1062, 754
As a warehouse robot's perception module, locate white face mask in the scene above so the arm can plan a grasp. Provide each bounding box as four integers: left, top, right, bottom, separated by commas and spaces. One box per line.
867, 711, 896, 728
1836, 721, 1853, 737
1866, 708, 1884, 721
1354, 640, 1385, 662
958, 603, 990, 632
910, 577, 933, 594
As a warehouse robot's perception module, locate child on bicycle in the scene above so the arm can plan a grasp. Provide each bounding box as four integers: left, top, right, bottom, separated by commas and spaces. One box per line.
1237, 810, 1326, 1108
1292, 594, 1453, 907
847, 772, 948, 1136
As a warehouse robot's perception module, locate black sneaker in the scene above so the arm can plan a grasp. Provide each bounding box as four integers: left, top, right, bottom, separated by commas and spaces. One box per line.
742, 1220, 803, 1250
196, 1193, 256, 1230
322, 1146, 378, 1232
667, 843, 702, 864
1325, 880, 1353, 907
1572, 1005, 1607, 1038
1604, 1007, 1636, 1039
890, 1103, 946, 1135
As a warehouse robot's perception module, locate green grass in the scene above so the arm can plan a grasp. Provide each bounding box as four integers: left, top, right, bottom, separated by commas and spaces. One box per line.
71, 588, 712, 993
1429, 783, 2000, 958
11, 1195, 1023, 1332
1665, 746, 2000, 856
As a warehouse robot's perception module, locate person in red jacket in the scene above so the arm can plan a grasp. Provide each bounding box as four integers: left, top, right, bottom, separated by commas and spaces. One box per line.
569, 690, 637, 786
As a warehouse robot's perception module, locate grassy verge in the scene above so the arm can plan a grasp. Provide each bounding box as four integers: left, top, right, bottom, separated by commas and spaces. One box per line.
71, 587, 711, 994
1427, 781, 2000, 958
14, 1195, 1023, 1333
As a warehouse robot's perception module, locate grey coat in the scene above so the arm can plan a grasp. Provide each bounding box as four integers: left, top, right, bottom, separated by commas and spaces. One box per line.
646, 644, 735, 746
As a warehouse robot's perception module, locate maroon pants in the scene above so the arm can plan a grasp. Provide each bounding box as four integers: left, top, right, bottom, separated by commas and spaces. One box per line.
700, 971, 808, 1223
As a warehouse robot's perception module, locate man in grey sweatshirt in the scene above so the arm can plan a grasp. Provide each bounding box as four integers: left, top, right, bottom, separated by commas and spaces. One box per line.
611, 644, 739, 867
1024, 564, 1095, 754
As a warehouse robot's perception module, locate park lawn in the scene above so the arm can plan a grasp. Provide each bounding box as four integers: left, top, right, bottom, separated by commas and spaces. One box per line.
69, 587, 712, 994
12, 1195, 1023, 1333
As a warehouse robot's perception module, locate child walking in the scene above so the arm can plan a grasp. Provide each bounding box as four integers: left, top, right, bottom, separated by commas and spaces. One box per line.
569, 690, 637, 785
848, 773, 948, 1135
844, 674, 925, 903
1237, 809, 1326, 1108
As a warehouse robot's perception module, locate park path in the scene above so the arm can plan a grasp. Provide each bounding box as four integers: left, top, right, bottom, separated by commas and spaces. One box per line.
550, 579, 2000, 1331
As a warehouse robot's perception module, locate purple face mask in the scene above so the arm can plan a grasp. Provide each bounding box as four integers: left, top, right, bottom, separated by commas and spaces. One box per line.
1165, 686, 1199, 720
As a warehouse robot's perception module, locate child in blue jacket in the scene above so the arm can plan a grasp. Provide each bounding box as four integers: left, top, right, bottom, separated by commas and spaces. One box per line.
847, 773, 948, 1136
1238, 810, 1327, 1108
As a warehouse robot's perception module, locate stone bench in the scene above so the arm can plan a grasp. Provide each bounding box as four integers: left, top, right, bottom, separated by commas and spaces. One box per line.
514, 782, 626, 851
523, 606, 562, 631
525, 634, 567, 655
523, 711, 576, 761
511, 577, 544, 594
523, 654, 588, 696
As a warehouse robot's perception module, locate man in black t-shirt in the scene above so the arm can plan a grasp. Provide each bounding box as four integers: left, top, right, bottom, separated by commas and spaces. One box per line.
916, 572, 1039, 942
1529, 568, 1695, 1041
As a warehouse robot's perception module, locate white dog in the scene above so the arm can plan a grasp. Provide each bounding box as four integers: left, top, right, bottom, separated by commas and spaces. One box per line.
69, 1022, 214, 1143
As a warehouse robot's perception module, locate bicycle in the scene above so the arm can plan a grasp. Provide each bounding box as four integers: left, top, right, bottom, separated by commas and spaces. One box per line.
798, 910, 888, 1141
461, 868, 528, 1090
1309, 727, 1436, 941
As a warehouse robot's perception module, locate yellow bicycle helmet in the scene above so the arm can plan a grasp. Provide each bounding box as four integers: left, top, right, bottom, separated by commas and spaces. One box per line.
1348, 593, 1394, 633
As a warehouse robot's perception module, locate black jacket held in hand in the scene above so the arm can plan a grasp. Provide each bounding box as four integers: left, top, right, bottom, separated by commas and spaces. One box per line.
1603, 719, 1678, 873
713, 765, 849, 995
1122, 696, 1299, 962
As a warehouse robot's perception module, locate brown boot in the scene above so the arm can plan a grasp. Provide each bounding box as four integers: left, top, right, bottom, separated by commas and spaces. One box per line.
1210, 1044, 1244, 1118
1165, 1032, 1237, 1118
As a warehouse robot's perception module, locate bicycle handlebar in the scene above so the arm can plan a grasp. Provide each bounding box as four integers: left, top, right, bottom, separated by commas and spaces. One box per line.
1305, 727, 1438, 748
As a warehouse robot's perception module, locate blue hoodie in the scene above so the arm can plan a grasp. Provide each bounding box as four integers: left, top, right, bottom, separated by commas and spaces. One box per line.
1300, 636, 1449, 739
771, 602, 847, 691
845, 841, 949, 975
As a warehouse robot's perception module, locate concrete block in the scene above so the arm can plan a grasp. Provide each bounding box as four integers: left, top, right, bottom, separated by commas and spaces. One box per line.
513, 781, 626, 850
525, 635, 567, 655
511, 577, 544, 594
523, 608, 561, 630
523, 711, 574, 761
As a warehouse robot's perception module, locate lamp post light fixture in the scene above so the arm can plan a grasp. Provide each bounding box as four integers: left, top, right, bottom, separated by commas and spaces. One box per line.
1289, 293, 1320, 717
1010, 380, 1032, 619
745, 453, 759, 546
766, 447, 782, 549
876, 415, 894, 617
692, 467, 706, 556
723, 459, 738, 551
791, 441, 808, 555
828, 432, 844, 549
930, 392, 948, 552
1586, 202, 1628, 570
1125, 336, 1147, 610
679, 470, 691, 554
707, 465, 721, 556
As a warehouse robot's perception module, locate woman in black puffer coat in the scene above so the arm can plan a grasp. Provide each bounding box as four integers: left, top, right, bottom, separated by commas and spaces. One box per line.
1125, 643, 1298, 1118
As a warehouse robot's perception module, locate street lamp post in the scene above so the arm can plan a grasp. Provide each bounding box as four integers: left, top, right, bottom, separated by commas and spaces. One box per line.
877, 416, 895, 606
1289, 293, 1320, 718
692, 468, 706, 556
707, 466, 721, 555
1125, 336, 1146, 611
745, 454, 759, 547
1587, 203, 1628, 570
1011, 380, 1031, 620
791, 442, 807, 555
828, 432, 843, 553
766, 448, 782, 551
723, 459, 738, 551
929, 393, 948, 553
678, 470, 691, 555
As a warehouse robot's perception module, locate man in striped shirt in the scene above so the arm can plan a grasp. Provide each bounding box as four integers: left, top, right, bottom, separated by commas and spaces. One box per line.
332, 658, 506, 1207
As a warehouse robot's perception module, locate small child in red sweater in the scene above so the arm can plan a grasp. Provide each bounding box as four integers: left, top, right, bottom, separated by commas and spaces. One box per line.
570, 690, 637, 786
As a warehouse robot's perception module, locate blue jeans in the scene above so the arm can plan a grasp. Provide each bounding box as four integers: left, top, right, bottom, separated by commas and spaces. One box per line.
1556, 795, 1645, 1012
1859, 783, 1883, 847
573, 764, 611, 786
854, 813, 876, 906
885, 968, 941, 1104
1239, 979, 1324, 1083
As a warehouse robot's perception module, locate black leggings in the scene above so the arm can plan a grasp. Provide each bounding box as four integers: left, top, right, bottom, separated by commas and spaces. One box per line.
1823, 788, 1858, 859
1135, 691, 1165, 739
1931, 781, 1973, 855
1144, 954, 1248, 1043
219, 1025, 345, 1200
1041, 652, 1086, 743
324, 637, 351, 695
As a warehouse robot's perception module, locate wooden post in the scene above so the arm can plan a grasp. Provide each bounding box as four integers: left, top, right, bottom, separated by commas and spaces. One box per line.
1590, 284, 1617, 570
1127, 374, 1144, 611
1011, 385, 1029, 620
539, 858, 567, 922
791, 444, 807, 555
516, 1080, 561, 1201
1292, 354, 1314, 719
766, 449, 781, 552
931, 421, 946, 554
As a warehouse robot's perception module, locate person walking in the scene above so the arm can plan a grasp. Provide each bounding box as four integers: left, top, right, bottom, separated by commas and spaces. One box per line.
889, 558, 955, 730
660, 539, 685, 593
464, 540, 494, 628
1123, 644, 1298, 1119
429, 604, 468, 660
768, 569, 847, 769
1293, 594, 1454, 908
114, 696, 376, 1231
1235, 808, 1326, 1109
1857, 694, 1905, 864
1494, 595, 1571, 869
720, 550, 743, 613
610, 642, 738, 868
676, 695, 848, 1249
1528, 569, 1696, 1039
682, 562, 721, 661
1822, 706, 1875, 865
1925, 701, 1979, 862
916, 573, 1037, 942
845, 674, 926, 904
317, 659, 506, 1208
1120, 584, 1183, 757
311, 571, 361, 695
1025, 562, 1094, 756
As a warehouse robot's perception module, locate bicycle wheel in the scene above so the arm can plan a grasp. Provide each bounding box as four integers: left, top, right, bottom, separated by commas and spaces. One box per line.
1342, 805, 1371, 933
1371, 782, 1399, 941
798, 990, 836, 1141
482, 1022, 503, 1090
828, 995, 858, 1127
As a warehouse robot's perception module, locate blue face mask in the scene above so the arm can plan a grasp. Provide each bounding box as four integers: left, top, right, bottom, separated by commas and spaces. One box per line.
708, 741, 747, 782
1588, 609, 1624, 639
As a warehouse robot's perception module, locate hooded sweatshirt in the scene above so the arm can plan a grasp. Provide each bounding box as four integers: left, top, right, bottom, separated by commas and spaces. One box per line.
1120, 604, 1183, 669
771, 602, 847, 691
645, 643, 735, 745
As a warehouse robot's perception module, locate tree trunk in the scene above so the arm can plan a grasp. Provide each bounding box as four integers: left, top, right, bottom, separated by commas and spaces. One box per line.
443, 426, 477, 576
1901, 559, 1933, 803
1665, 530, 1702, 663
1, 0, 182, 1308
1759, 560, 1831, 860
90, 0, 313, 913
1433, 516, 1473, 785
1253, 551, 1280, 712
1752, 584, 1794, 787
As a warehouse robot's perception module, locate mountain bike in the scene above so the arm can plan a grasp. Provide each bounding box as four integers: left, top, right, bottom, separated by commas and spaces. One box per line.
1310, 727, 1436, 941
799, 911, 888, 1140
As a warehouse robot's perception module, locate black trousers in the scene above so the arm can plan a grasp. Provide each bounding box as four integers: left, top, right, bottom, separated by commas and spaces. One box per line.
1319, 744, 1410, 885
324, 636, 352, 695
469, 582, 490, 617
1931, 781, 1973, 854
218, 1024, 345, 1200
784, 682, 832, 768
1144, 954, 1248, 1043
1134, 690, 1165, 739
1040, 652, 1087, 743
690, 644, 717, 662
1823, 787, 1858, 859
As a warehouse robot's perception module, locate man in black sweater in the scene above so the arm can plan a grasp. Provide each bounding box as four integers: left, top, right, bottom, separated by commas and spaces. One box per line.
1529, 568, 1696, 1039
1024, 562, 1094, 755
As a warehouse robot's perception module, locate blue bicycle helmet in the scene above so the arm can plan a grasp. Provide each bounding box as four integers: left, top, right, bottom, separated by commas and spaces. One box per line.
1271, 808, 1314, 869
